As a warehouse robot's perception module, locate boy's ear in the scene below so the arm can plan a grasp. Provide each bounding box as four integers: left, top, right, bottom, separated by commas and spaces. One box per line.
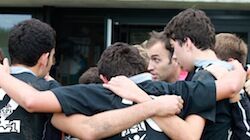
185, 37, 194, 50
100, 74, 109, 83
38, 52, 49, 67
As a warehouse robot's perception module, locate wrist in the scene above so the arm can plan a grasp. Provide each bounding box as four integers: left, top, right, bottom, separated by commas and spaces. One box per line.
230, 89, 244, 103
229, 94, 241, 103
147, 99, 159, 116
135, 94, 152, 103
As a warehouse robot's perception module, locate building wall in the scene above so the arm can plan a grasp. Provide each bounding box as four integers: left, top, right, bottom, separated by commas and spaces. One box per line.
1, 7, 250, 84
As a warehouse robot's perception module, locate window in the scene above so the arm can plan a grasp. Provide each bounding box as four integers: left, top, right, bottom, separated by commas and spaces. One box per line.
0, 14, 31, 58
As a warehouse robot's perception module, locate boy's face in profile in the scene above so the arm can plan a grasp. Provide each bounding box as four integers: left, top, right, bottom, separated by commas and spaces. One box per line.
170, 39, 193, 72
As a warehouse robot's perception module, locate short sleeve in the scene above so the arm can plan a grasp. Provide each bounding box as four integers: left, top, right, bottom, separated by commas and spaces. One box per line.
163, 79, 216, 122
51, 84, 118, 116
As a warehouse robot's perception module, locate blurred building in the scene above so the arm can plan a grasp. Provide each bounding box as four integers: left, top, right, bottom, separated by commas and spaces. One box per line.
1, 0, 250, 84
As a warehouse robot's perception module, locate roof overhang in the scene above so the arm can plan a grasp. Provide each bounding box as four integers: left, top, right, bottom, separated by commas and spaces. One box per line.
0, 0, 250, 10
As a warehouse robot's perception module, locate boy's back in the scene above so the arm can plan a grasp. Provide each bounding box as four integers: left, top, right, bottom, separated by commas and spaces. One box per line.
0, 71, 60, 140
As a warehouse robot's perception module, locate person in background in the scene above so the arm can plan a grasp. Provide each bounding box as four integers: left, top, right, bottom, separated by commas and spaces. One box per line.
214, 33, 250, 139
145, 31, 181, 82
133, 44, 150, 65
78, 44, 150, 85
78, 67, 102, 84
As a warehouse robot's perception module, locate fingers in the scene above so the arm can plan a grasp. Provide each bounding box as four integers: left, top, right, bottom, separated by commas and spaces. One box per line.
176, 96, 183, 114
228, 59, 242, 71
247, 67, 250, 79
178, 96, 184, 104
2, 58, 10, 73
228, 60, 247, 89
159, 95, 184, 116
102, 77, 118, 91
166, 96, 183, 115
3, 58, 9, 66
245, 79, 250, 96
104, 75, 135, 90
102, 82, 115, 91
99, 74, 108, 84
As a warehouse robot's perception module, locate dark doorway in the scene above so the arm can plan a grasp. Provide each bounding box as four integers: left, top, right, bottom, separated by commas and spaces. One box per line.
53, 15, 104, 85
113, 24, 164, 45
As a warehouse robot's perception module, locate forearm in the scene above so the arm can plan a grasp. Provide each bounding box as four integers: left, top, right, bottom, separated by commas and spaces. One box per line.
52, 101, 157, 139
51, 113, 93, 139
204, 60, 246, 101
215, 78, 241, 100
152, 115, 204, 140
0, 71, 61, 112
132, 91, 203, 139
0, 72, 40, 109
131, 95, 199, 139
133, 90, 152, 103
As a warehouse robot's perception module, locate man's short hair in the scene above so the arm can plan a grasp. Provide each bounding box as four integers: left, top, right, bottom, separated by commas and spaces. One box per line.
8, 18, 56, 66
215, 33, 248, 66
79, 67, 102, 84
164, 8, 215, 50
97, 42, 147, 80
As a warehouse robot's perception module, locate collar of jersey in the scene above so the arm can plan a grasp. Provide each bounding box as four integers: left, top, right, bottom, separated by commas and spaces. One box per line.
10, 66, 36, 76
194, 59, 233, 71
129, 72, 152, 84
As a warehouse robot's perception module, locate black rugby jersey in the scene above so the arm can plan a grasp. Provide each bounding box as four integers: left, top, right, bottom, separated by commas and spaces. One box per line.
52, 73, 216, 140
0, 71, 61, 140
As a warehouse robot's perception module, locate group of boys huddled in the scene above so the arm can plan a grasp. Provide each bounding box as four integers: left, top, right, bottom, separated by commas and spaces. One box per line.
0, 8, 250, 140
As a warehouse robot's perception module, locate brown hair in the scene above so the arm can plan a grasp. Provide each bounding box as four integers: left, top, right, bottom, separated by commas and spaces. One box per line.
215, 33, 248, 66
79, 67, 102, 84
97, 42, 147, 80
165, 8, 215, 50
133, 44, 150, 65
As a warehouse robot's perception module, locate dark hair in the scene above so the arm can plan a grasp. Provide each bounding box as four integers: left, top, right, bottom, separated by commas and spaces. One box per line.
146, 30, 173, 62
164, 8, 215, 50
8, 18, 56, 66
0, 48, 4, 64
97, 42, 147, 80
79, 67, 102, 84
215, 33, 248, 66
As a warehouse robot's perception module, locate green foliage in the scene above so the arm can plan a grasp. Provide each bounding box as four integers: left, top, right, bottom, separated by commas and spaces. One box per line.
0, 28, 10, 58
0, 28, 9, 48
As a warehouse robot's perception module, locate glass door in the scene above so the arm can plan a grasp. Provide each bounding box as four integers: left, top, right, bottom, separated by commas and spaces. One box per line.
53, 15, 105, 85
113, 24, 164, 45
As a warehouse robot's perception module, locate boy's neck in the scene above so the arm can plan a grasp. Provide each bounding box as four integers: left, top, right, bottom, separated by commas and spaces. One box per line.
12, 64, 39, 76
193, 49, 218, 61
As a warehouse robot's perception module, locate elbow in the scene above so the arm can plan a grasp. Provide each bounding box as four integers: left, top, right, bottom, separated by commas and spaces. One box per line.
79, 128, 99, 140
188, 133, 201, 140
181, 136, 199, 140
77, 119, 101, 140
230, 78, 245, 96
189, 136, 200, 140
22, 98, 37, 113
174, 134, 199, 140
228, 83, 242, 98
231, 84, 240, 94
